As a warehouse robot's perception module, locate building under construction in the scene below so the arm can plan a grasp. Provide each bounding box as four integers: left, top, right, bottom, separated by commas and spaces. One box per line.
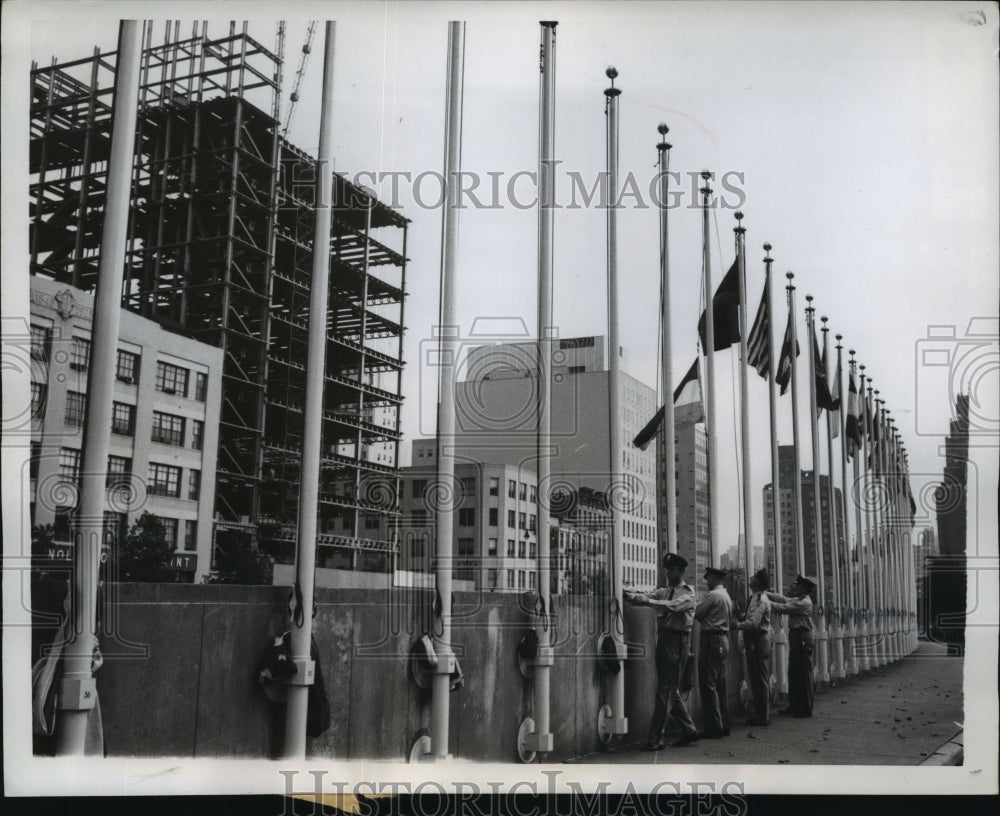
29, 22, 408, 573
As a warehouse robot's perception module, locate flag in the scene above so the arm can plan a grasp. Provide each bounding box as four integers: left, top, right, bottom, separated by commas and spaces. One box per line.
812, 327, 839, 413
775, 310, 798, 396
830, 353, 842, 438
845, 372, 862, 459
632, 359, 704, 450
746, 281, 769, 379
697, 259, 741, 353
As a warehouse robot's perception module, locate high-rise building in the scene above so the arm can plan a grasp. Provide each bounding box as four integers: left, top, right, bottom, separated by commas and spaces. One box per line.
935, 394, 969, 557
28, 25, 407, 578
763, 445, 846, 602
28, 277, 223, 582
453, 335, 658, 590
661, 421, 711, 592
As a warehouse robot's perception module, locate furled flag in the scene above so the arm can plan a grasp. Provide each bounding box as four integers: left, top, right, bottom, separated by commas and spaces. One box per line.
697, 260, 741, 353
830, 351, 842, 438
775, 310, 798, 396
845, 372, 862, 460
812, 328, 839, 413
746, 280, 770, 379
632, 359, 704, 450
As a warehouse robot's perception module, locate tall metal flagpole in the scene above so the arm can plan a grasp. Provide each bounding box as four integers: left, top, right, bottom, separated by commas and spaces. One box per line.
887, 413, 900, 662
868, 381, 884, 669
735, 213, 753, 598
837, 337, 858, 678
601, 66, 628, 739
804, 297, 830, 685
282, 21, 337, 760
821, 318, 844, 681
428, 21, 465, 761
657, 125, 676, 556
525, 19, 557, 759
854, 360, 871, 674
55, 20, 143, 757
764, 246, 788, 696
786, 274, 806, 577
702, 172, 720, 568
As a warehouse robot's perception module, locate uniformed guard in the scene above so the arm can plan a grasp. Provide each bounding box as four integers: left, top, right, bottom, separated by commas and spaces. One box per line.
733, 568, 772, 726
624, 552, 700, 750
767, 574, 817, 717
695, 565, 734, 737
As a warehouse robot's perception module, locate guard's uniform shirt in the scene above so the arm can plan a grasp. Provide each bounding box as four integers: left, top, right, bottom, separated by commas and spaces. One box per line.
767, 592, 814, 630
643, 583, 696, 631
694, 585, 734, 632
735, 591, 771, 632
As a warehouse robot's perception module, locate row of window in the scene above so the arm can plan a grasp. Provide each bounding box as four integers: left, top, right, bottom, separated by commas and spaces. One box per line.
30, 326, 207, 400
57, 448, 200, 501
48, 507, 198, 551
486, 569, 536, 590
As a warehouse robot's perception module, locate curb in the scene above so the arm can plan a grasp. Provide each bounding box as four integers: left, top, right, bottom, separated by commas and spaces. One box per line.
919, 728, 964, 766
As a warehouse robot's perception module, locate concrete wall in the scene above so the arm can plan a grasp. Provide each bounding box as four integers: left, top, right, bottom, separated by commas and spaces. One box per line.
95, 584, 745, 760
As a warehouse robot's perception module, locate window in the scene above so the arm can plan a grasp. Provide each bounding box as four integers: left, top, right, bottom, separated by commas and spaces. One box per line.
116, 350, 140, 384
488, 569, 498, 589
184, 520, 197, 550
30, 382, 46, 420
158, 517, 178, 547
71, 337, 90, 371
155, 361, 188, 397
518, 570, 526, 589
151, 411, 185, 447
519, 483, 527, 501
191, 420, 204, 451
59, 448, 81, 483
529, 485, 536, 503
106, 455, 132, 489
489, 477, 499, 496
488, 537, 497, 555
529, 572, 536, 589
103, 511, 127, 548
507, 539, 515, 557
65, 391, 85, 427
507, 569, 514, 588
188, 469, 201, 500
148, 463, 181, 497
518, 540, 526, 559
54, 506, 74, 540
365, 514, 380, 529
194, 372, 208, 402
507, 509, 516, 528
111, 402, 135, 436
458, 507, 475, 527
519, 511, 526, 530
460, 477, 475, 497
530, 542, 537, 559
30, 442, 40, 481
529, 514, 536, 532
30, 324, 49, 361
508, 479, 516, 499
412, 479, 427, 499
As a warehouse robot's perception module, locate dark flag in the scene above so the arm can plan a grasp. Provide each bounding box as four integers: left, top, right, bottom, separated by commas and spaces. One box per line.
775, 310, 798, 396
633, 359, 703, 450
812, 328, 839, 413
845, 372, 862, 459
697, 259, 741, 353
746, 281, 770, 379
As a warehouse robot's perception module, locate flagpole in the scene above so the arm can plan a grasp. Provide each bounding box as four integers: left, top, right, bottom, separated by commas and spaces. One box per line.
701, 172, 720, 569
427, 20, 465, 761
837, 337, 858, 678
282, 21, 336, 760
600, 66, 628, 740
785, 274, 806, 577
764, 246, 787, 696
657, 125, 677, 557
524, 19, 557, 760
855, 359, 872, 674
887, 412, 900, 663
821, 317, 844, 682
735, 213, 753, 603
55, 20, 143, 757
805, 298, 831, 685
868, 380, 885, 669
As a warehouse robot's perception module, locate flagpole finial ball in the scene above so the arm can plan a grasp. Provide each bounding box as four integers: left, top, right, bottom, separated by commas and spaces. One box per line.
657, 123, 669, 135
836, 334, 843, 341
735, 211, 743, 221
849, 348, 855, 355
763, 243, 772, 252
606, 66, 618, 80
805, 294, 813, 303
701, 169, 712, 180
821, 315, 828, 325
786, 271, 794, 280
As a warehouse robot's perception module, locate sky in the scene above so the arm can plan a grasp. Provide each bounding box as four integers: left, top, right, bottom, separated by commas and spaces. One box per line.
8, 0, 1000, 560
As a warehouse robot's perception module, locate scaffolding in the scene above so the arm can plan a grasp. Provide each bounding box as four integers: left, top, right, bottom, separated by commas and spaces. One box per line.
29, 21, 407, 571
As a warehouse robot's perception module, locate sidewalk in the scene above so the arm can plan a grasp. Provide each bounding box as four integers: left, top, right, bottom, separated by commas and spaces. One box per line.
569, 640, 963, 765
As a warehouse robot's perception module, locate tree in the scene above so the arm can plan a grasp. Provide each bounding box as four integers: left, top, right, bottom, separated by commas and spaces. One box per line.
111, 512, 175, 582
204, 528, 273, 585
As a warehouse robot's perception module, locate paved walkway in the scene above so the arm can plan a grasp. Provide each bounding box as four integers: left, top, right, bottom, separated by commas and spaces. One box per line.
569, 640, 963, 765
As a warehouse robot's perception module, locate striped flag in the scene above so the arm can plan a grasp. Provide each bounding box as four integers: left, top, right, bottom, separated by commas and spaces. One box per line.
845, 372, 862, 459
775, 310, 798, 396
746, 281, 770, 379
812, 328, 839, 413
632, 359, 703, 450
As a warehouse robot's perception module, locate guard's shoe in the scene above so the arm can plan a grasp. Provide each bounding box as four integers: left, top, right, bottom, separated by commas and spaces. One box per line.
641, 741, 667, 752
672, 733, 700, 747
700, 730, 724, 739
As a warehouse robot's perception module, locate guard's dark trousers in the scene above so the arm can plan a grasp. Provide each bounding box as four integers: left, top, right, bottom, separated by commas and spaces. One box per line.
787, 628, 814, 716
698, 630, 730, 735
648, 630, 698, 743
743, 630, 771, 725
